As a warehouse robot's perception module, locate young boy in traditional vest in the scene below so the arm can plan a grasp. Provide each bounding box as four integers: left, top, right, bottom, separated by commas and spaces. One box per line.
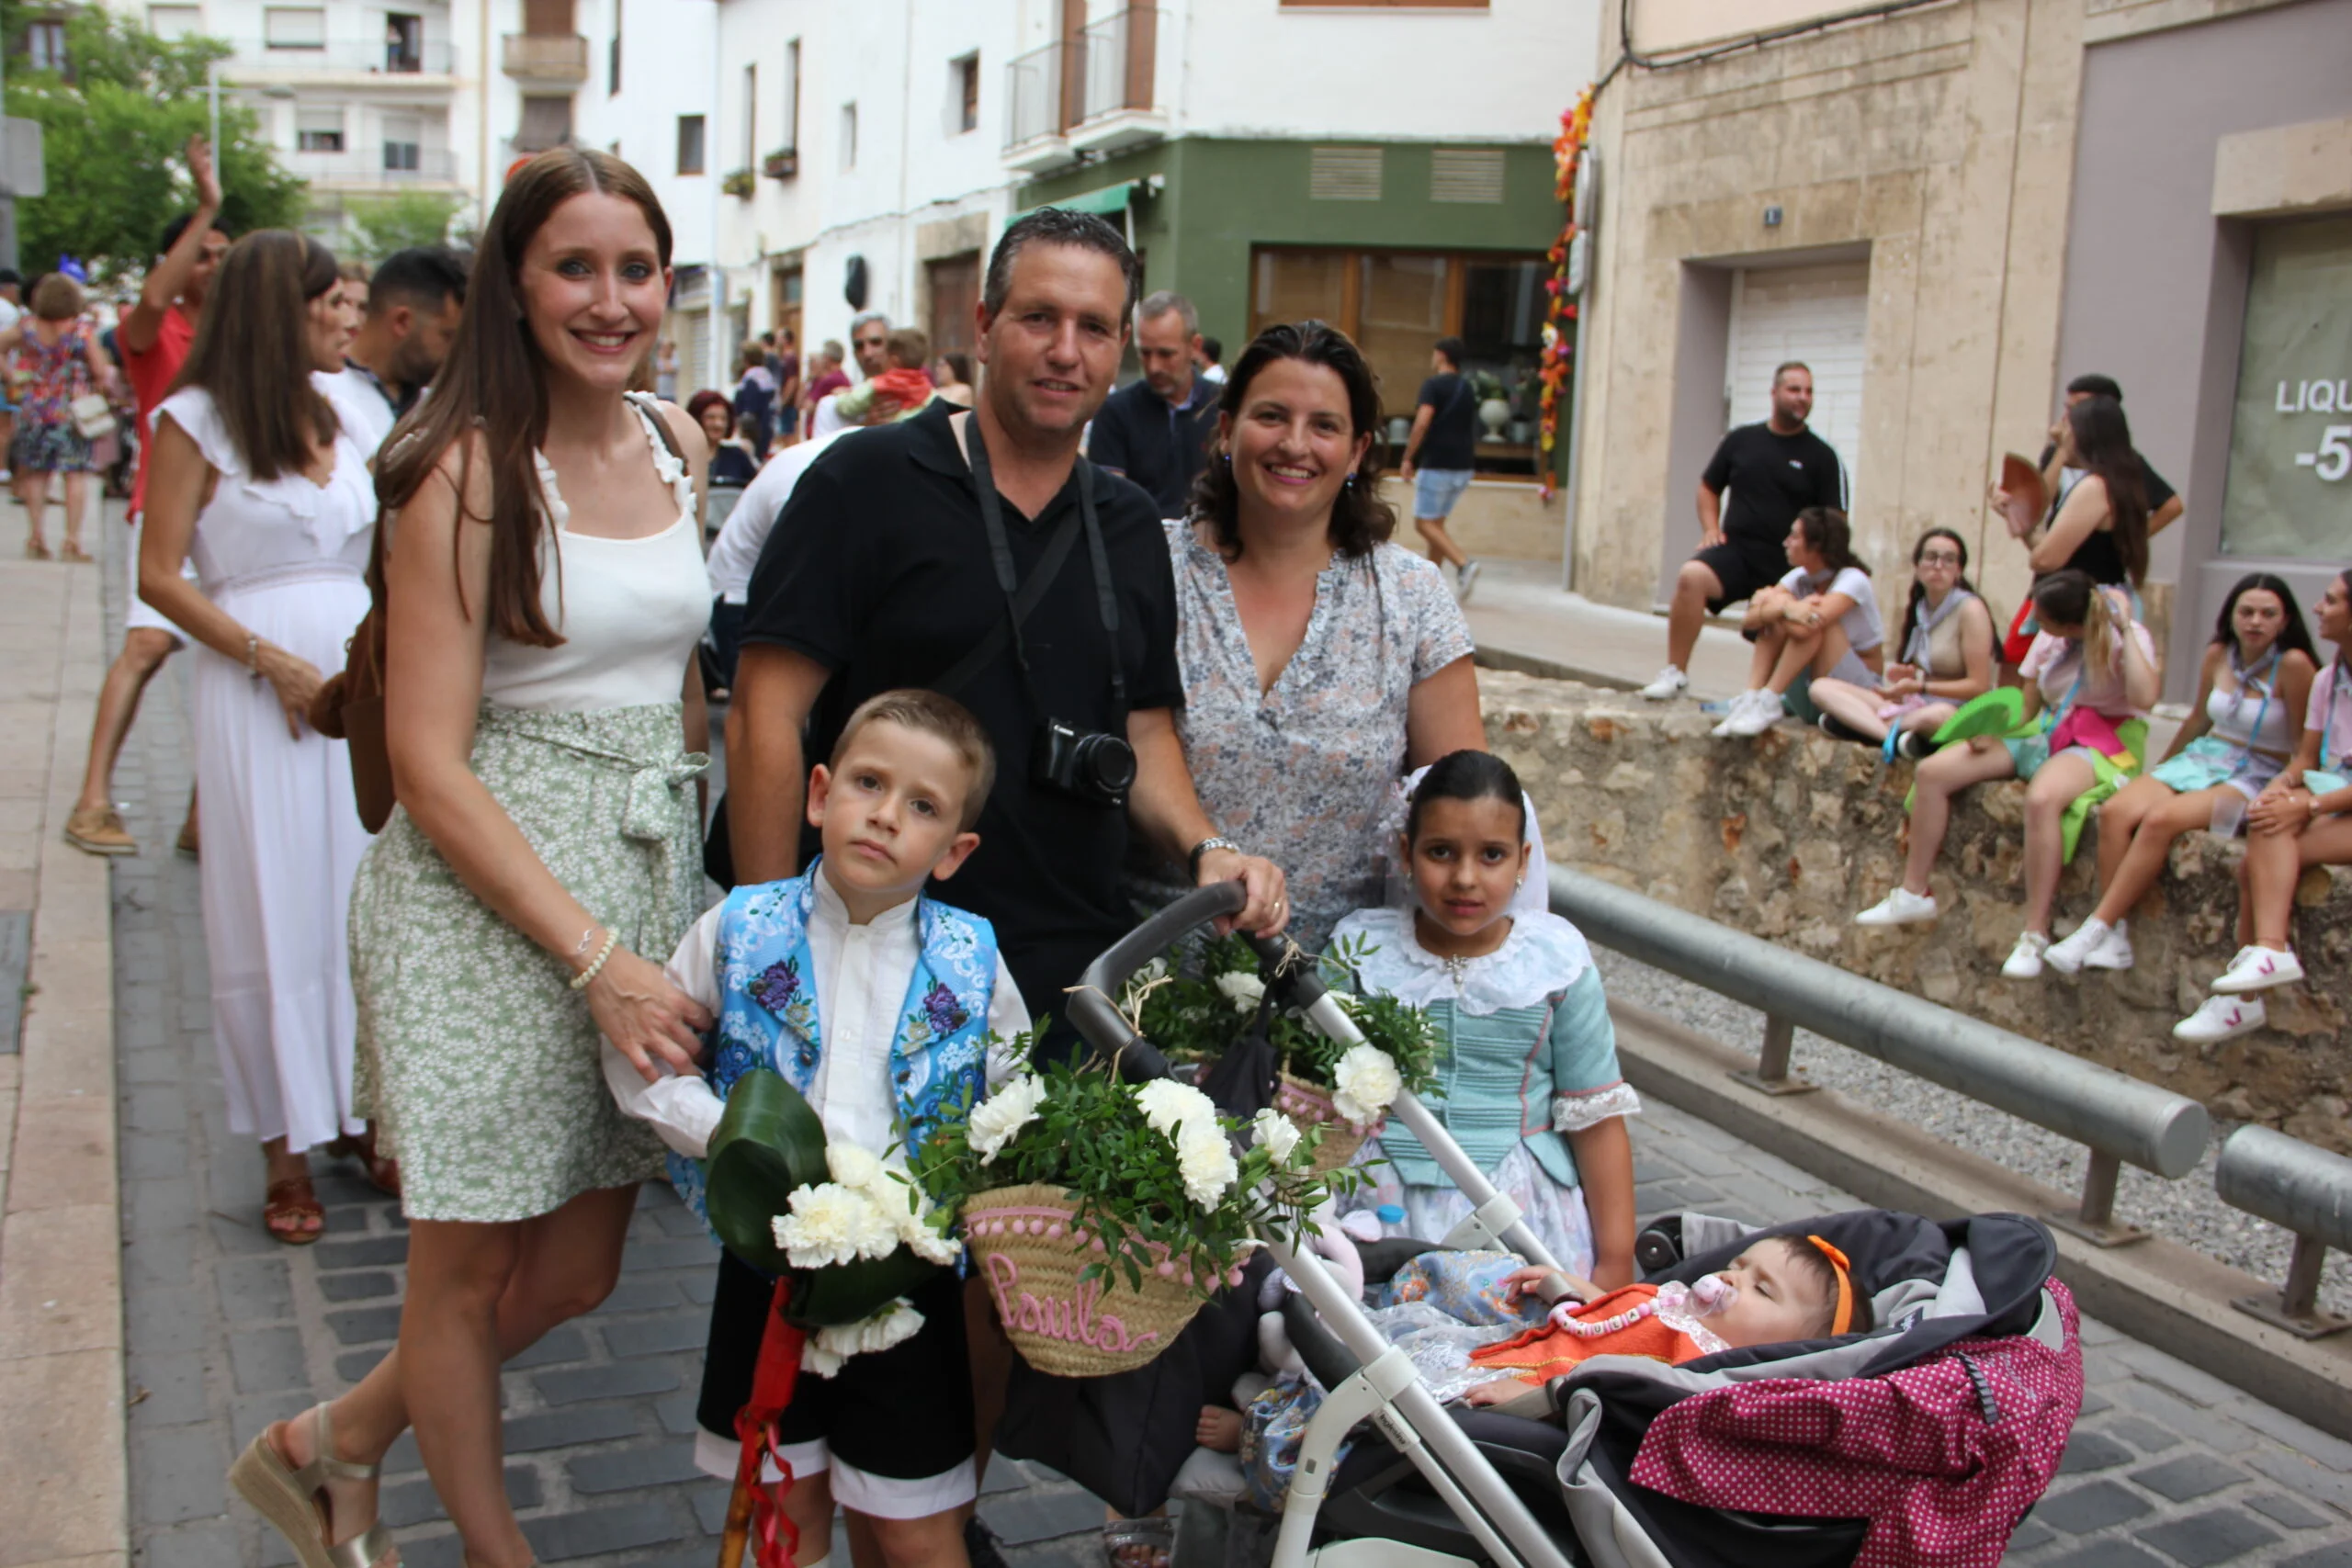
603, 688, 1029, 1568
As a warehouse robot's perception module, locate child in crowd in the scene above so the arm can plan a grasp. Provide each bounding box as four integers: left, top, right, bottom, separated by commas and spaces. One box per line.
1329, 750, 1640, 1288
832, 327, 935, 423
1805, 527, 1997, 754
1713, 506, 1885, 739
602, 689, 1029, 1568
2177, 566, 2352, 1043
1854, 570, 2161, 979
2045, 573, 2315, 977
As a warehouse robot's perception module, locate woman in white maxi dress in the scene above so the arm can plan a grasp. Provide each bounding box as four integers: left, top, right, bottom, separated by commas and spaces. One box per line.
138, 230, 374, 1244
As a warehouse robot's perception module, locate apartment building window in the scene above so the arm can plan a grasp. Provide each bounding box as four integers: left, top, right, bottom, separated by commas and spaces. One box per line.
948, 53, 979, 136
839, 102, 856, 171
607, 0, 620, 93
779, 39, 799, 153
385, 12, 422, 72
383, 112, 423, 172
517, 95, 571, 152
1251, 245, 1548, 476
147, 6, 202, 39
296, 107, 345, 153
264, 6, 325, 49
25, 16, 64, 70
677, 114, 706, 175
742, 63, 758, 170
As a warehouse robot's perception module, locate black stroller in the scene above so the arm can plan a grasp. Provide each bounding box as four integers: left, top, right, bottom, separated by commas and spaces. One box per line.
998, 885, 2083, 1568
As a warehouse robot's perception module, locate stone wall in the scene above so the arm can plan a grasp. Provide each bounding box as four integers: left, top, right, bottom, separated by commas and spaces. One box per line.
1480, 670, 2352, 1152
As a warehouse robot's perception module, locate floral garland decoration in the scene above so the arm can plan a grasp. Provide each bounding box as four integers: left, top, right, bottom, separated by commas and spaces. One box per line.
1538, 86, 1597, 502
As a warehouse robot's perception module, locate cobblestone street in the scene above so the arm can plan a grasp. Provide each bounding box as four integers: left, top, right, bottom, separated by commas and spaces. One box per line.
95, 531, 2352, 1568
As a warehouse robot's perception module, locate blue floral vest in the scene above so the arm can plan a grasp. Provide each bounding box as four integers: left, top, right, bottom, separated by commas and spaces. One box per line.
666, 863, 1000, 1216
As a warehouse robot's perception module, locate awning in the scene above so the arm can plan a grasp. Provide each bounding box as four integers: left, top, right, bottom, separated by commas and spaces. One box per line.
1023, 180, 1140, 218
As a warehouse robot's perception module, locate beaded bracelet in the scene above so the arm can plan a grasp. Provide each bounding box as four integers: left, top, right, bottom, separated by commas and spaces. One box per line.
570, 929, 618, 991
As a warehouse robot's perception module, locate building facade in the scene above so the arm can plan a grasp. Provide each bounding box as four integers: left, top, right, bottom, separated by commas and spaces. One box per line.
581, 0, 1595, 554
1565, 0, 2352, 694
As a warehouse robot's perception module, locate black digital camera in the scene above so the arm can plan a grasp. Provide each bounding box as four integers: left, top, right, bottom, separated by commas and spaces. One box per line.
1033, 717, 1136, 809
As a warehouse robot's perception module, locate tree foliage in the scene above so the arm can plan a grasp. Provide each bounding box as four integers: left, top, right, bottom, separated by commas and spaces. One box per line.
342, 190, 464, 264
8, 10, 305, 283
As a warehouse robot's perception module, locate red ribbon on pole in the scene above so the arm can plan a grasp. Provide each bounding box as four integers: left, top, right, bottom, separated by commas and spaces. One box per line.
733, 1279, 808, 1568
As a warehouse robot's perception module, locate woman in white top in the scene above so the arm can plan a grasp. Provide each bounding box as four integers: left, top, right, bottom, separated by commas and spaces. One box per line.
1713, 505, 1885, 738
229, 151, 714, 1568
2044, 573, 2315, 976
136, 232, 370, 1246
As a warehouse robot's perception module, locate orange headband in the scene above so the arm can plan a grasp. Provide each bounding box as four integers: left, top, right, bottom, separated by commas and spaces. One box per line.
1806, 1235, 1856, 1337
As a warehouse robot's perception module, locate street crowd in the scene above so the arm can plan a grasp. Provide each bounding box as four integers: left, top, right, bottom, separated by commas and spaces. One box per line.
43, 132, 2351, 1568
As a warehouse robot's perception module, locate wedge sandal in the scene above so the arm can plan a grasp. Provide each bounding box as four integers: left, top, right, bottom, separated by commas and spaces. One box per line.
229, 1401, 397, 1568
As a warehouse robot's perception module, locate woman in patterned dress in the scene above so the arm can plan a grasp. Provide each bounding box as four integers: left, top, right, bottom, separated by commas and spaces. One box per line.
0, 273, 119, 559
1127, 321, 1487, 951
228, 150, 714, 1568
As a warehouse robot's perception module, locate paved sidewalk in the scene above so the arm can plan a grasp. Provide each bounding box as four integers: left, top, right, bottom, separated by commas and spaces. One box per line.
1, 496, 128, 1568
97, 530, 2350, 1566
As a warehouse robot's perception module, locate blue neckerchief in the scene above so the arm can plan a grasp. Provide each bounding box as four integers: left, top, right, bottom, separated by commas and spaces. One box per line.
2215, 644, 2280, 778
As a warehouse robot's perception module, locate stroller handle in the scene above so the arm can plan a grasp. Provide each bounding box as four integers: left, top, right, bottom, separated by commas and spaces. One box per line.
1069, 881, 1249, 1081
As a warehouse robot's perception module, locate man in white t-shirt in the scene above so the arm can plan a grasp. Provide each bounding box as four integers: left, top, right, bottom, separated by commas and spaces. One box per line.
328, 245, 469, 452
1713, 506, 1884, 738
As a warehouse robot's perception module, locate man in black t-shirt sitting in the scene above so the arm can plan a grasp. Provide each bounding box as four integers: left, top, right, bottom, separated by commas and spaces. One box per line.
1086, 288, 1221, 516
1640, 362, 1847, 701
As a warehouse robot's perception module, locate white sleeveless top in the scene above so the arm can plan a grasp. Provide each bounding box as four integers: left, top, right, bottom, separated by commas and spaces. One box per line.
480, 401, 712, 713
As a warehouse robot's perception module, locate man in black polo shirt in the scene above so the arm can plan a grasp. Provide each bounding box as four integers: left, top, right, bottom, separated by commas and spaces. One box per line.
1085, 288, 1221, 516
1640, 361, 1846, 701
712, 209, 1286, 1552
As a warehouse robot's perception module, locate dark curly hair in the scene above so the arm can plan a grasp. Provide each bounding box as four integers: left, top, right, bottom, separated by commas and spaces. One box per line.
1187, 320, 1395, 561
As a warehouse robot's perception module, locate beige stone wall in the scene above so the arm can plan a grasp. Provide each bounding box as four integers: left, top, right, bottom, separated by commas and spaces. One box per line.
1480, 670, 2352, 1151
1374, 476, 1562, 563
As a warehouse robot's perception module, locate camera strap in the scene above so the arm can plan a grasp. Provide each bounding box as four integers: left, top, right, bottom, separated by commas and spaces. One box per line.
944, 418, 1126, 723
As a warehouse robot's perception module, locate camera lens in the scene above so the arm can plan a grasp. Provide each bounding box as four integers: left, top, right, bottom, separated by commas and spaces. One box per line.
1082, 734, 1138, 795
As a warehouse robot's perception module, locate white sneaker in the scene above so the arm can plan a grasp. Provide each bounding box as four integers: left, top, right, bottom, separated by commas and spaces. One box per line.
2211, 943, 2301, 994
1855, 886, 1938, 927
2001, 931, 2051, 979
1455, 559, 1483, 604
1638, 665, 1690, 702
1714, 689, 1783, 739
2046, 916, 2132, 975
2173, 993, 2267, 1045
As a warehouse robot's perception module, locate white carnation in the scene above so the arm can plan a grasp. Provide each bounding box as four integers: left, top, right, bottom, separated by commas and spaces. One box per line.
1216, 971, 1267, 1014
826, 1143, 884, 1192
773, 1183, 865, 1269
1136, 1078, 1218, 1141
800, 1340, 846, 1378
1331, 1044, 1403, 1128
1177, 1122, 1239, 1206
849, 1192, 902, 1260
907, 1223, 963, 1266
1251, 1108, 1303, 1164
803, 1298, 924, 1379
967, 1073, 1046, 1163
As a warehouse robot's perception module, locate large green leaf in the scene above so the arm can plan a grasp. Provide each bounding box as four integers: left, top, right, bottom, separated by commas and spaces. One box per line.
704, 1069, 829, 1274
786, 1248, 946, 1328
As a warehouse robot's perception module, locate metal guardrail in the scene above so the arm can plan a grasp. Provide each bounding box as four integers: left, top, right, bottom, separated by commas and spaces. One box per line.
1547, 865, 2210, 1246
2216, 1126, 2352, 1338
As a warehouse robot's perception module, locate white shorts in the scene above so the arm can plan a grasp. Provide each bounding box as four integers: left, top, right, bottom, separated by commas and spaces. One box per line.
121, 513, 195, 643
690, 1428, 976, 1520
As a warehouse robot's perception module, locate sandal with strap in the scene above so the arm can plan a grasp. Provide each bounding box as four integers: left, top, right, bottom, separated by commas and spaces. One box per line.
229, 1402, 399, 1568
352, 1124, 402, 1200
265, 1175, 326, 1246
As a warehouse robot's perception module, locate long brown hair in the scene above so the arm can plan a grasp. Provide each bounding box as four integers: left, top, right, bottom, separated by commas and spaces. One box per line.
376, 148, 673, 649
171, 231, 340, 482
2065, 397, 2149, 587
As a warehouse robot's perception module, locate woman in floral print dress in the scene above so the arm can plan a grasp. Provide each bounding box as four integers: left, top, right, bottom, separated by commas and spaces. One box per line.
1127, 321, 1487, 951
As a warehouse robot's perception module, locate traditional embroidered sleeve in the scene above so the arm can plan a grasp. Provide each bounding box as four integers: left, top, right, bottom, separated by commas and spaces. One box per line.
984, 953, 1035, 1089
1547, 969, 1636, 1134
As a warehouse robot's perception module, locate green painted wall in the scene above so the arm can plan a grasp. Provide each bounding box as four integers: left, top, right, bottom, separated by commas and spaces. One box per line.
1020, 137, 1561, 355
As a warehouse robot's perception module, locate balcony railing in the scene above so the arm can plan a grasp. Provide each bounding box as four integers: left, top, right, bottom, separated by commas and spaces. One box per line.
287, 147, 459, 186
231, 38, 454, 75
502, 33, 590, 84
1078, 6, 1158, 125
1002, 39, 1064, 154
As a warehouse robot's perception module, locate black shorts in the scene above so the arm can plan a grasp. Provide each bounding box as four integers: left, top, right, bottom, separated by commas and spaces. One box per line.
695, 1250, 978, 1517
1692, 534, 1787, 614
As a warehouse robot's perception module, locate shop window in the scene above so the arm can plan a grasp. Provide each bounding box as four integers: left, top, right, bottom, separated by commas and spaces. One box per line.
1250, 244, 1549, 477
2222, 213, 2352, 560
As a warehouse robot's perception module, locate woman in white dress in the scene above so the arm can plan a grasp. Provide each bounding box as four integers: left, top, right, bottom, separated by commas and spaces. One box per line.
137, 231, 372, 1245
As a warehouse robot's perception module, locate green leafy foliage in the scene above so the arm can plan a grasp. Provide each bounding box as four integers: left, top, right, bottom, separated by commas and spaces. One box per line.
341, 190, 463, 264
9, 11, 304, 283
915, 1053, 1346, 1298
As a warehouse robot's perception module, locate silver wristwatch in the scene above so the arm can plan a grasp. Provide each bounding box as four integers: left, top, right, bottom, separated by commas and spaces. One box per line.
1188, 835, 1241, 879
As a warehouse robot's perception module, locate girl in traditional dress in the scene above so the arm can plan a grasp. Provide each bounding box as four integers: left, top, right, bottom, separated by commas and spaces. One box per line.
230, 150, 714, 1568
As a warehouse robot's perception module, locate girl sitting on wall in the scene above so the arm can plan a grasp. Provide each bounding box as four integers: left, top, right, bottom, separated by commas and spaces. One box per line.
1805, 526, 1996, 754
